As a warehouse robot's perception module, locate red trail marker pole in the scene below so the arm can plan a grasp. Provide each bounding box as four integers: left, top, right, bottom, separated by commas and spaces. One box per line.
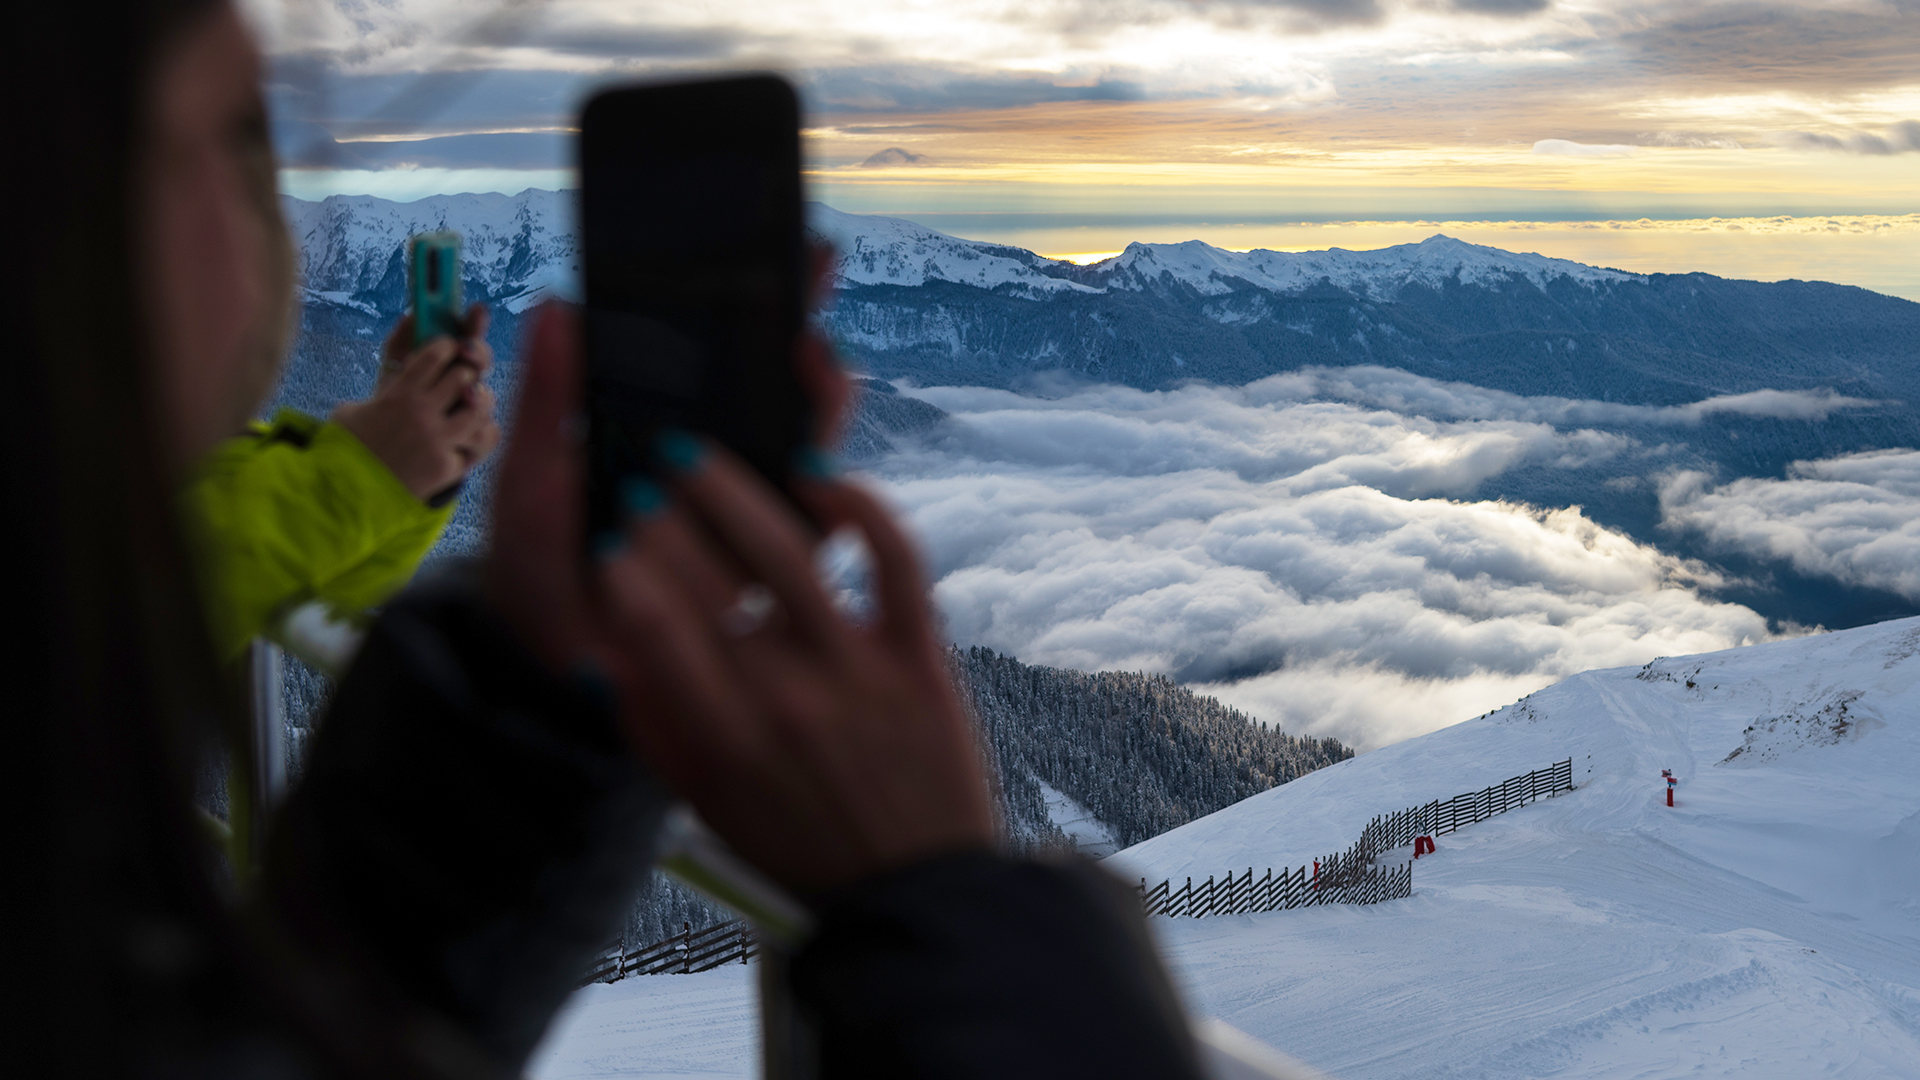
1662, 769, 1676, 807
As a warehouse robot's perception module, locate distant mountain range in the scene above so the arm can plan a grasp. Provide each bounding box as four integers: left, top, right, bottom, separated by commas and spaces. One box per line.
274, 190, 1920, 628
283, 190, 1920, 419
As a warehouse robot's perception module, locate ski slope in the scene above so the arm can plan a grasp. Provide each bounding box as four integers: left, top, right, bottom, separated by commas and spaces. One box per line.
530, 617, 1920, 1078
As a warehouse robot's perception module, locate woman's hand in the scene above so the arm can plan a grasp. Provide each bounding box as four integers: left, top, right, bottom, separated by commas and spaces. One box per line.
488, 304, 995, 896
333, 307, 500, 501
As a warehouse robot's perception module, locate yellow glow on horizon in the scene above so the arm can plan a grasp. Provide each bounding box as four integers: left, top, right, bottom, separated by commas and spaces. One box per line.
803, 92, 1920, 203
810, 144, 1919, 199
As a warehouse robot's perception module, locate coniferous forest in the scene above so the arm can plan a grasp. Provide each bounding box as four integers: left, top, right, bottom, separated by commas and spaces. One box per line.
955, 646, 1352, 850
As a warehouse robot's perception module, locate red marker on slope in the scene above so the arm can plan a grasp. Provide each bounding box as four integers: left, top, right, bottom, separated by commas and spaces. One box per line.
1662, 769, 1677, 807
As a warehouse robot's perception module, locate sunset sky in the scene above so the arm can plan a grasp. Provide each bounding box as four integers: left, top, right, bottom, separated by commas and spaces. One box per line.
256, 0, 1920, 296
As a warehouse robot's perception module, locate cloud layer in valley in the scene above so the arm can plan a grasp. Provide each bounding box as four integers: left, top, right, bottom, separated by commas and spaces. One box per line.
1662, 450, 1920, 603
864, 377, 1783, 750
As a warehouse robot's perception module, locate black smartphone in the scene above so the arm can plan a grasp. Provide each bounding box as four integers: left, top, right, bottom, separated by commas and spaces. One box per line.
579, 74, 810, 546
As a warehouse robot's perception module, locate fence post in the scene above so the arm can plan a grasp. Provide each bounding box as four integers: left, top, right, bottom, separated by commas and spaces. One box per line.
680, 921, 692, 974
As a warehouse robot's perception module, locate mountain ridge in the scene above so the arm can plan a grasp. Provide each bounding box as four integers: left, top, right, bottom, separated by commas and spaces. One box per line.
273, 193, 1920, 631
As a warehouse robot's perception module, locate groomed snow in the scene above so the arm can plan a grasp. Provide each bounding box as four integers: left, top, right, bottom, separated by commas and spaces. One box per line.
529, 966, 756, 1080
1112, 614, 1920, 1078
531, 617, 1920, 1079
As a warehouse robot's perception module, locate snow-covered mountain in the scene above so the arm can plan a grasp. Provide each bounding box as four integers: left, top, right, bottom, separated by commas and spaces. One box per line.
807, 203, 1097, 296
283, 189, 578, 316
807, 201, 1637, 301
1089, 234, 1638, 300
284, 192, 1645, 318
531, 617, 1920, 1079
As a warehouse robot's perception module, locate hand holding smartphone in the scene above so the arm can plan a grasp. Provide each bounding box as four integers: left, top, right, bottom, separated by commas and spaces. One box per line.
579, 74, 812, 547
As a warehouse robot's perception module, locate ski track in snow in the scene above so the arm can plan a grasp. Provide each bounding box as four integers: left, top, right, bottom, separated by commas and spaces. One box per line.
530, 617, 1920, 1079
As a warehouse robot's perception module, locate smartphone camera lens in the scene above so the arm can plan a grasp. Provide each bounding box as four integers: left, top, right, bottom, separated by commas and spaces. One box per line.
426, 252, 440, 293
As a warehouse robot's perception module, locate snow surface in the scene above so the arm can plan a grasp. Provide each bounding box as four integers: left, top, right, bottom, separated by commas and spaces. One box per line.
1039, 779, 1120, 857
1111, 614, 1920, 1078
529, 967, 755, 1080
531, 617, 1920, 1079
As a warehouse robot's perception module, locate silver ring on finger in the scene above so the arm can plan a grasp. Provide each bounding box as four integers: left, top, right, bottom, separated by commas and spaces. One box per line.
719, 583, 777, 638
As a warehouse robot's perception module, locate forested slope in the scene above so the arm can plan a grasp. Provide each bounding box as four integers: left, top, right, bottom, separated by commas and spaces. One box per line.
958, 647, 1352, 850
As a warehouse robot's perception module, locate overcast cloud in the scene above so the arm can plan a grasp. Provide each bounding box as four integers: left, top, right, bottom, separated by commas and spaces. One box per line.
865, 380, 1780, 750
1661, 450, 1920, 603
251, 0, 1920, 194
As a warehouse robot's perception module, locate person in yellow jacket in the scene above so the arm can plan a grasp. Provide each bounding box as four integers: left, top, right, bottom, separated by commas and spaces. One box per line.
183, 307, 501, 664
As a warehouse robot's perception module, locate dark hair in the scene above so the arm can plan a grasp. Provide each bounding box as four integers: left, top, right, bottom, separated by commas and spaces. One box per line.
0, 0, 272, 1070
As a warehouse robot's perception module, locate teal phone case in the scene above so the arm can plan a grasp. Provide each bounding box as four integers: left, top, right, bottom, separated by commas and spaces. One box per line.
409, 232, 463, 344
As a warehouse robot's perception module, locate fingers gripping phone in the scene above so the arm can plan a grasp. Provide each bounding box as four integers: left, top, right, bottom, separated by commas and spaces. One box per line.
579, 75, 811, 547
409, 231, 464, 344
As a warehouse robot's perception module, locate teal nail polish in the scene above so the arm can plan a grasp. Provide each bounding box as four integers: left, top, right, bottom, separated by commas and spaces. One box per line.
654, 428, 706, 472
591, 530, 628, 561
792, 446, 840, 480
620, 475, 669, 517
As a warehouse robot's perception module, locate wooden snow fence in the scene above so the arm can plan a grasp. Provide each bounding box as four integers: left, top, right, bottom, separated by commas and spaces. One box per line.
580, 920, 757, 986
1136, 757, 1574, 920
580, 758, 1578, 981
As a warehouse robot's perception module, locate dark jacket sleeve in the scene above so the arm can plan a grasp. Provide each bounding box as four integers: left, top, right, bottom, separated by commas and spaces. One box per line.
792, 851, 1207, 1080
263, 564, 671, 1070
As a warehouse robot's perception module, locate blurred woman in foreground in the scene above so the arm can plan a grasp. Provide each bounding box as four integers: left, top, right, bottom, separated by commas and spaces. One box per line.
2, 1, 1203, 1076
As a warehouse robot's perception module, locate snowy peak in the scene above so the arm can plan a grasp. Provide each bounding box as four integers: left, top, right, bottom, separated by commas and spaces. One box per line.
805, 203, 1095, 296
280, 191, 1646, 324
806, 207, 1639, 302
1092, 232, 1640, 301
282, 188, 578, 315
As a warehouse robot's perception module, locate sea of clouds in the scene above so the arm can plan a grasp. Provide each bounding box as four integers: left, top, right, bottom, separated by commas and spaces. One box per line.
859, 374, 1806, 751
1661, 450, 1920, 605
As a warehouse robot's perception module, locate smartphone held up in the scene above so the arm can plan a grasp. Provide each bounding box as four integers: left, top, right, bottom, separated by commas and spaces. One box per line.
409, 231, 464, 344
579, 74, 813, 548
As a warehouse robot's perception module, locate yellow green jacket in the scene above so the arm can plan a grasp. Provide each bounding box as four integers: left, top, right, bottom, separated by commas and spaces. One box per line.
182, 409, 453, 662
